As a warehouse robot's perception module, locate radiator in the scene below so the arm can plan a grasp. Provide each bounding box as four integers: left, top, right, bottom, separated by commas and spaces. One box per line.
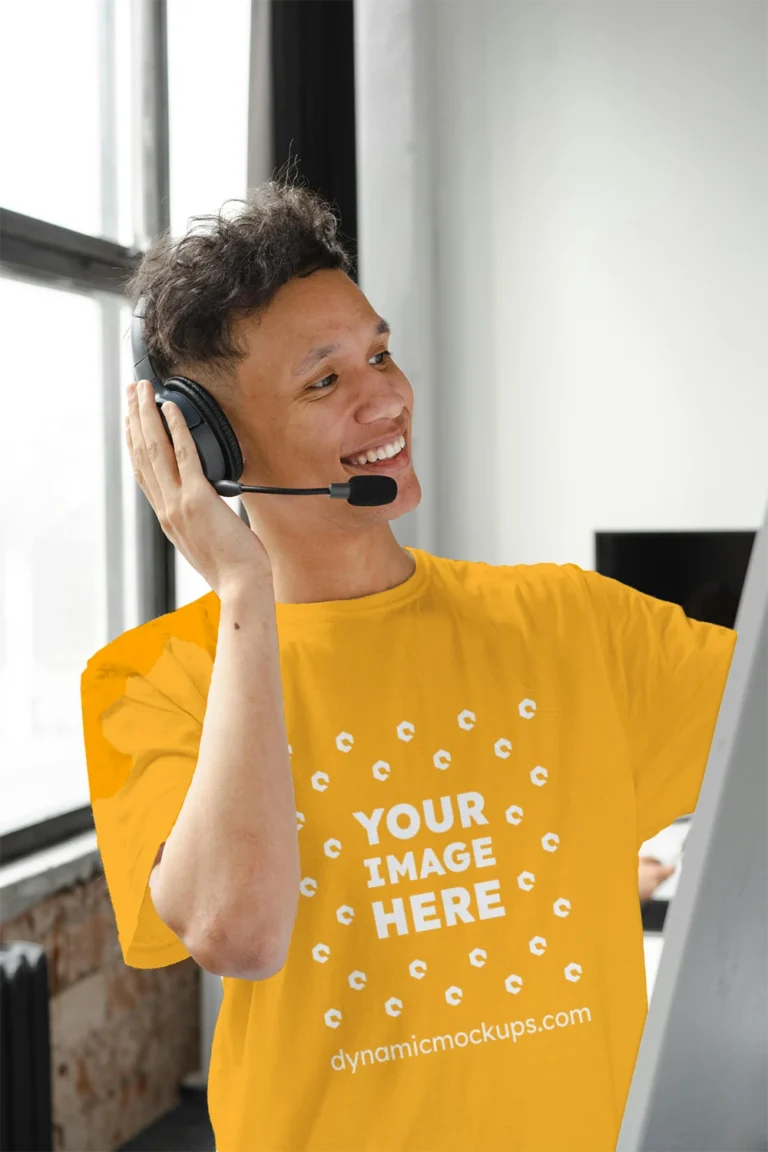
0, 942, 53, 1152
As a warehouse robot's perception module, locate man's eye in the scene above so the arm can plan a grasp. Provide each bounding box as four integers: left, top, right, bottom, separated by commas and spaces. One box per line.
308, 377, 338, 396
308, 350, 391, 391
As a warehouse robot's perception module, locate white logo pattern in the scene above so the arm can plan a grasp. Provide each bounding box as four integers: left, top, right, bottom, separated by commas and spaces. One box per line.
308, 699, 580, 1030
336, 732, 354, 753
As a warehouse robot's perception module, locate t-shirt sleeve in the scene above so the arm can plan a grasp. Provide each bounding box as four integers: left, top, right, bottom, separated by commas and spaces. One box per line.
570, 566, 738, 848
81, 631, 214, 969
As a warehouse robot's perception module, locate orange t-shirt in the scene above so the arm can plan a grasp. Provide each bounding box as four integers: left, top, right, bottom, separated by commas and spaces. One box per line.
80, 547, 736, 1151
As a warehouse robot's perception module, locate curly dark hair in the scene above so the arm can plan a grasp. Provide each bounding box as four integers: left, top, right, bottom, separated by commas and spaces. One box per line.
124, 169, 354, 396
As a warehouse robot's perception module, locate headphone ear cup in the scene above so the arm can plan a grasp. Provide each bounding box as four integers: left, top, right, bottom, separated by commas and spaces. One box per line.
158, 376, 244, 485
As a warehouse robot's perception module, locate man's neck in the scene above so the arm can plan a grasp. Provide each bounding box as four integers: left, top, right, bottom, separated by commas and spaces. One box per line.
264, 528, 417, 605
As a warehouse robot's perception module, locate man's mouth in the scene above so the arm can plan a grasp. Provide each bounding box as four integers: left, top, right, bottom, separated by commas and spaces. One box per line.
340, 435, 410, 473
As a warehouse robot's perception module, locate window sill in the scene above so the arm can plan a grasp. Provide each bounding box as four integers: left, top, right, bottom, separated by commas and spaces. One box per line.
0, 830, 101, 923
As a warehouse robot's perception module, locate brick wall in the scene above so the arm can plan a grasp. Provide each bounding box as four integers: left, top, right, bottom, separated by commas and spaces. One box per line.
0, 870, 200, 1152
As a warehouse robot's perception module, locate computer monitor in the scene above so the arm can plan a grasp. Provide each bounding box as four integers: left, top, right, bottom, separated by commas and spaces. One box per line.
594, 529, 756, 629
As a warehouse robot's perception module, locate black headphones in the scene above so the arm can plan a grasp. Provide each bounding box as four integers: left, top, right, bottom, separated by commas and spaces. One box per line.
130, 297, 396, 505
131, 296, 248, 496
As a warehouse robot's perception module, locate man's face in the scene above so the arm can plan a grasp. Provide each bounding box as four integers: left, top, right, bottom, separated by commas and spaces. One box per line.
229, 268, 421, 529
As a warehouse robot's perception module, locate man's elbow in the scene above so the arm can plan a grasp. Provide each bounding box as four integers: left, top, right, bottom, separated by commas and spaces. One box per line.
150, 865, 295, 979
187, 919, 290, 982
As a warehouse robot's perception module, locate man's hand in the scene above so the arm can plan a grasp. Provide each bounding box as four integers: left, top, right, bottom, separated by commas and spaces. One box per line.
639, 856, 676, 902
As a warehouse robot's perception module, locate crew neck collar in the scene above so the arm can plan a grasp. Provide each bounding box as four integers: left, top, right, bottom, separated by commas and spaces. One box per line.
273, 546, 430, 628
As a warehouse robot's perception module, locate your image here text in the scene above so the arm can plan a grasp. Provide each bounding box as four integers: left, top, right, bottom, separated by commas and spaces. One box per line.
351, 790, 509, 939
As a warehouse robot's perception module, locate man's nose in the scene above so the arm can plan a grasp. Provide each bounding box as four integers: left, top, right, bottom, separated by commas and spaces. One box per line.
356, 375, 407, 415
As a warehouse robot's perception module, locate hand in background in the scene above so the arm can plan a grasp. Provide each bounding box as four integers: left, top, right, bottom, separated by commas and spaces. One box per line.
639, 856, 676, 902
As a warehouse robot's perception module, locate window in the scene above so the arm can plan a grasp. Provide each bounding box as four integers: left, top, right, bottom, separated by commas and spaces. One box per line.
0, 0, 253, 859
0, 279, 141, 837
167, 0, 252, 609
167, 0, 251, 239
0, 0, 135, 246
0, 0, 141, 855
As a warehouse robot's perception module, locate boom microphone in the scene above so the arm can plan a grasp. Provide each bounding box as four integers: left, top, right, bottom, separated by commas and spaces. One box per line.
212, 474, 398, 506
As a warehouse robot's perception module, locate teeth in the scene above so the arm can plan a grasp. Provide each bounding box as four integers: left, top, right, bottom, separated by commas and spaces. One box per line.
347, 435, 405, 466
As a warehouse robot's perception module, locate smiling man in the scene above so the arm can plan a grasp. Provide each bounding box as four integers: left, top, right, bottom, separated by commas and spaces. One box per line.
80, 177, 737, 1152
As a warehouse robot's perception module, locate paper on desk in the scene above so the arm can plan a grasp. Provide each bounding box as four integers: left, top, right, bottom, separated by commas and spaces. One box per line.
639, 821, 692, 899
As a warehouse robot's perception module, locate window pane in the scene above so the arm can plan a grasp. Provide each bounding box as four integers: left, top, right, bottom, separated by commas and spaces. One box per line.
166, 0, 251, 609
167, 0, 251, 239
1, 0, 135, 246
0, 279, 110, 836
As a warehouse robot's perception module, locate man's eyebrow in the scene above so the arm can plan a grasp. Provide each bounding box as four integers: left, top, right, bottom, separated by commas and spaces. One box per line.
291, 318, 391, 377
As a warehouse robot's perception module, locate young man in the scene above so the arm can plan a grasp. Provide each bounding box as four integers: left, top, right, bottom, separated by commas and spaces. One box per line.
80, 179, 737, 1152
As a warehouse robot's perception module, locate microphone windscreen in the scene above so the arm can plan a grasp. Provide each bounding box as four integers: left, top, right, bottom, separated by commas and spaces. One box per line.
347, 475, 398, 506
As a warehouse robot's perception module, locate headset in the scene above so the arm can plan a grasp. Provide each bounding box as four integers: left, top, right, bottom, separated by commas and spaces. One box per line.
130, 297, 396, 507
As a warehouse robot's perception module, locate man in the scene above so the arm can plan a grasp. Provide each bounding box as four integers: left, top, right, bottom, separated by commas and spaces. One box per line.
80, 178, 737, 1152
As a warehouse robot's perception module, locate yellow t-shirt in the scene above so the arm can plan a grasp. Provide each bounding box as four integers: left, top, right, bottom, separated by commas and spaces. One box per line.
80, 546, 737, 1152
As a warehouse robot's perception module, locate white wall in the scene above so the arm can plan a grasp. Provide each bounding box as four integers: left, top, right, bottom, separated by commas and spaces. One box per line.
354, 0, 441, 554
355, 0, 768, 569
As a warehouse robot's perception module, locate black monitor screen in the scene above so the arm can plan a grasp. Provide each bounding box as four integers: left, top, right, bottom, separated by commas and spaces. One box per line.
594, 530, 756, 629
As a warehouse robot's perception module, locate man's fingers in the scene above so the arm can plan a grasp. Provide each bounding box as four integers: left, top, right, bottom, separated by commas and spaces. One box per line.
125, 415, 151, 499
157, 399, 203, 484
137, 381, 181, 492
126, 383, 209, 527
137, 380, 191, 521
127, 382, 165, 513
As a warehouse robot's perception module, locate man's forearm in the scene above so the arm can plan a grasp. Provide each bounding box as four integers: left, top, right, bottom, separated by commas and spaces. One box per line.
150, 576, 300, 977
